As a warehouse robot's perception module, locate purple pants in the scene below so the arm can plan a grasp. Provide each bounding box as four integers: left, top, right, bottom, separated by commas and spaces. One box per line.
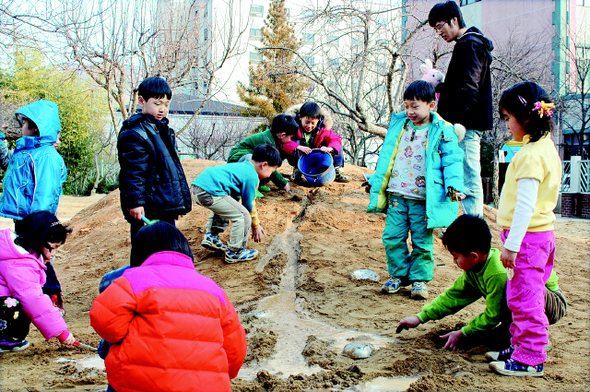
501, 229, 555, 366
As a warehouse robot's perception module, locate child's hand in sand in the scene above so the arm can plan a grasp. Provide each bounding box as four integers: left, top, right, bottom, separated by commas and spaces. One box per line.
439, 329, 463, 351
252, 226, 265, 242
397, 316, 421, 333
58, 331, 76, 345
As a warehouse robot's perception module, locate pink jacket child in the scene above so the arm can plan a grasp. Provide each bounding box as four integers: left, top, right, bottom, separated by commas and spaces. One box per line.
282, 102, 351, 182
0, 211, 75, 353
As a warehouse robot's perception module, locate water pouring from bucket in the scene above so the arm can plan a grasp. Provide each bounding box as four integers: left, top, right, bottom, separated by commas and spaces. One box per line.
297, 149, 336, 186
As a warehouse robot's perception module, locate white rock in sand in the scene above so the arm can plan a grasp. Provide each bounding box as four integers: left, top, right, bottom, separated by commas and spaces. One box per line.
350, 269, 379, 282
343, 343, 375, 359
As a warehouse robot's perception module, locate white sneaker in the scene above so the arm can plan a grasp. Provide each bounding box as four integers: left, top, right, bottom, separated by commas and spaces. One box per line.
410, 281, 428, 299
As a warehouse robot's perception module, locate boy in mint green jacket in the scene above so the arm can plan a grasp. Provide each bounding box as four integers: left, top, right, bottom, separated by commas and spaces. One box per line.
397, 214, 566, 351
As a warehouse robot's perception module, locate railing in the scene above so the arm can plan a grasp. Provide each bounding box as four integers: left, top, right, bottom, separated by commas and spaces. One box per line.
561, 158, 590, 193
582, 160, 590, 193
561, 161, 571, 192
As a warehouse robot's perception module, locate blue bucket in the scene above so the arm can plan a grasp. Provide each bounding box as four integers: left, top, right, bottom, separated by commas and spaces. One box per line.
298, 150, 336, 186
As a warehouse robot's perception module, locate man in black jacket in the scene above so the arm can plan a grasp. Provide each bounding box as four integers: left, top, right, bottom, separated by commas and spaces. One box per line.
429, 1, 493, 217
117, 76, 192, 241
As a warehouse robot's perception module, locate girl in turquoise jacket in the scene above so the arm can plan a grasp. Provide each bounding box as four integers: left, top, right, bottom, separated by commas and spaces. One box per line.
0, 100, 66, 220
367, 81, 464, 299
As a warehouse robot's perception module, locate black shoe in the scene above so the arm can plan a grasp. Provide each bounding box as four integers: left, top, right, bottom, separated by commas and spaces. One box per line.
292, 168, 303, 183
0, 340, 30, 353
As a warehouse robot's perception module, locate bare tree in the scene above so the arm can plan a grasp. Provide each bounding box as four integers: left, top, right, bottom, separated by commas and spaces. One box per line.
177, 116, 265, 161
0, 0, 89, 45
24, 0, 249, 192
556, 39, 590, 160
291, 1, 424, 138
254, 1, 426, 166
483, 28, 554, 205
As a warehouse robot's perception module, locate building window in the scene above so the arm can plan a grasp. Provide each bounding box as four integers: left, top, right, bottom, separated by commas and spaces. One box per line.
577, 45, 590, 86
327, 35, 339, 48
576, 0, 590, 6
249, 52, 263, 64
460, 0, 481, 5
303, 33, 314, 45
328, 58, 339, 67
250, 5, 264, 17
249, 28, 262, 41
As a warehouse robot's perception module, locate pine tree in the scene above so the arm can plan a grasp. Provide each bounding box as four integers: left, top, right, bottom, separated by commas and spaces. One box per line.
237, 0, 308, 121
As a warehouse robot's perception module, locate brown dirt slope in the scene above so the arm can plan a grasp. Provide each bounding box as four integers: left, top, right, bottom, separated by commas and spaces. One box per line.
0, 159, 588, 392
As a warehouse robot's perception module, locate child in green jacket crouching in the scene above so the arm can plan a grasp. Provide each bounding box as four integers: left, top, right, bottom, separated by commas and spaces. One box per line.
397, 214, 566, 351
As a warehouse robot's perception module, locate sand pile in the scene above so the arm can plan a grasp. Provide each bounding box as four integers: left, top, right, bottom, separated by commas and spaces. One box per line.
1, 159, 588, 392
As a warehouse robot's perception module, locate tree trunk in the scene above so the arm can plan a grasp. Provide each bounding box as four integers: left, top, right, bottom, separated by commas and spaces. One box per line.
90, 154, 101, 196
492, 150, 500, 208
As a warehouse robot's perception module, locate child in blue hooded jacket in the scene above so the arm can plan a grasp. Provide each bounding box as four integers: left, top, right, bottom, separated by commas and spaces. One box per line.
366, 81, 464, 300
0, 100, 67, 312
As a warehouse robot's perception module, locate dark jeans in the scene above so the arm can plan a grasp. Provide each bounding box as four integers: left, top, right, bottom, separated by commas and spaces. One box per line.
42, 262, 62, 296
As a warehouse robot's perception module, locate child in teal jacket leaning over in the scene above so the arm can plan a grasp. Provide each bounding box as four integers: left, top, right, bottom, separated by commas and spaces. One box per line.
367, 80, 465, 300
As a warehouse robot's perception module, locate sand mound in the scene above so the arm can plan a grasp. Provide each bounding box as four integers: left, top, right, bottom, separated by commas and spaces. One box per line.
1, 159, 588, 392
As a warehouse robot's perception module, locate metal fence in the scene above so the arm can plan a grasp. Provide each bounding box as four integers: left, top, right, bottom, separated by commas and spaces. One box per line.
561, 158, 590, 193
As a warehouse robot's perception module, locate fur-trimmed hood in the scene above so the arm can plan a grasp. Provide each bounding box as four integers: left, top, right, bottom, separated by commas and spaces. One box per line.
284, 104, 334, 130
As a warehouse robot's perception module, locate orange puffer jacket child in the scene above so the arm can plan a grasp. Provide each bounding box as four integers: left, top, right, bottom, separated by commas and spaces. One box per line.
90, 251, 247, 392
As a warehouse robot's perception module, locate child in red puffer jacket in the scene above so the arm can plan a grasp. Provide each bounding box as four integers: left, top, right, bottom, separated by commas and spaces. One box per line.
90, 221, 247, 392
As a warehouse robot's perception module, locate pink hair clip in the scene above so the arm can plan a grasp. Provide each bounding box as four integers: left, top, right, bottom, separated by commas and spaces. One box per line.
533, 101, 555, 118
518, 95, 527, 106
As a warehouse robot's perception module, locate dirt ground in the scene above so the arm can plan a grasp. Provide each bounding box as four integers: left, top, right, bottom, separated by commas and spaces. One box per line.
1, 159, 588, 392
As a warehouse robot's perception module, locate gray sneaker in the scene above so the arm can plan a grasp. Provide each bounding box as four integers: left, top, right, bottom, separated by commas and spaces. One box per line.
335, 167, 351, 183
411, 281, 428, 299
225, 248, 259, 263
382, 277, 404, 294
201, 233, 227, 251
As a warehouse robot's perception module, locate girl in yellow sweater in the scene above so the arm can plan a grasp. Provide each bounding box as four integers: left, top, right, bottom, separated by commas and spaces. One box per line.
489, 82, 562, 377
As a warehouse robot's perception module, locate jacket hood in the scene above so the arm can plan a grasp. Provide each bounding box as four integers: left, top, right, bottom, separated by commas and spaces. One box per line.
284, 104, 334, 130
15, 100, 61, 144
0, 228, 41, 266
459, 27, 494, 52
